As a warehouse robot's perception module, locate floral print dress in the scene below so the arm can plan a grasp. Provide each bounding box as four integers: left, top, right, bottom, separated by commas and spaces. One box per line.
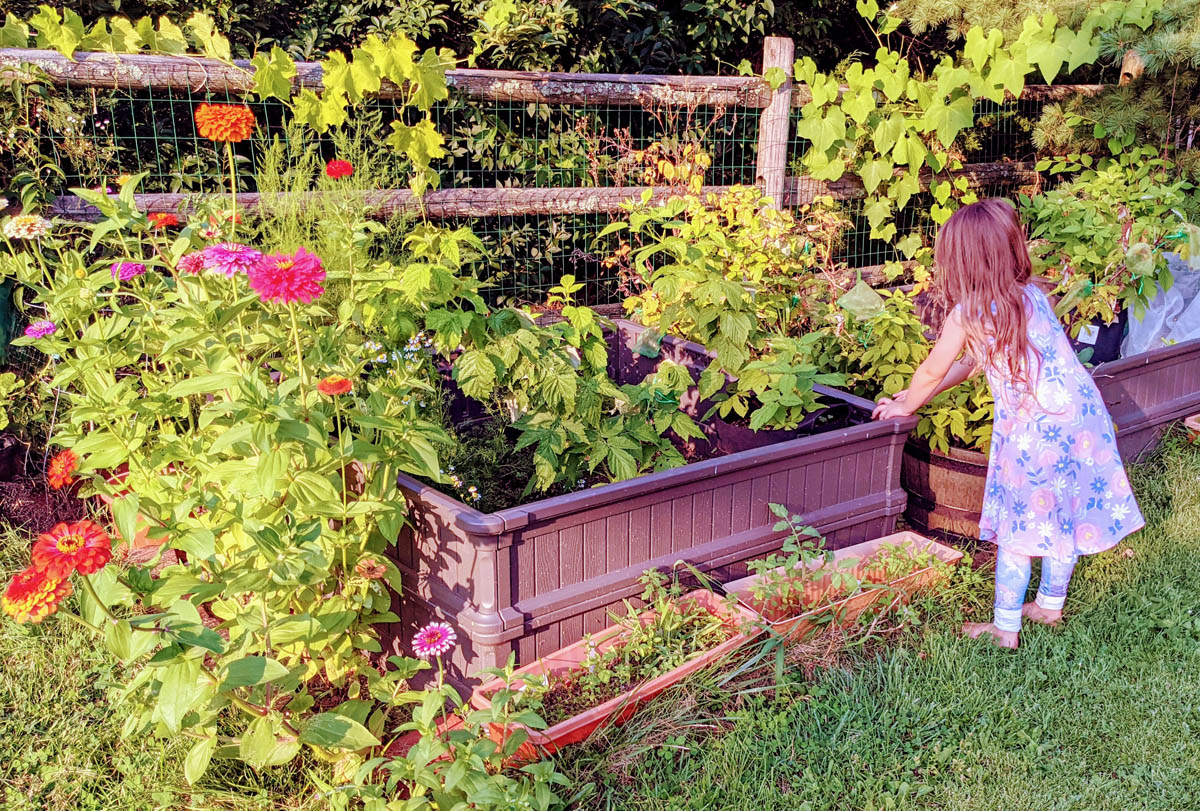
977, 285, 1144, 560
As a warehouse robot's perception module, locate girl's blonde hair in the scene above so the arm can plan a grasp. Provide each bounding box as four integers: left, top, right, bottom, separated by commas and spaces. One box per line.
933, 198, 1039, 389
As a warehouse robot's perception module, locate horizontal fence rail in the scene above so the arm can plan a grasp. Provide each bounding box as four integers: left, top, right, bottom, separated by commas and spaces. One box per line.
48, 162, 1039, 221
0, 48, 1105, 108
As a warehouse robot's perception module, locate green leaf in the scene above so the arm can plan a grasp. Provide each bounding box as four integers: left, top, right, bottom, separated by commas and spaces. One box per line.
298, 712, 381, 751
223, 656, 290, 689
105, 619, 156, 663
158, 658, 204, 733
150, 16, 188, 54
168, 372, 242, 398
30, 6, 85, 58
387, 119, 447, 171
184, 12, 231, 61
855, 0, 880, 19
925, 95, 974, 149
184, 736, 216, 785
0, 13, 30, 47
859, 159, 892, 195
842, 88, 875, 124
454, 349, 498, 400
239, 716, 279, 770
863, 196, 892, 231
111, 494, 140, 546
250, 46, 297, 102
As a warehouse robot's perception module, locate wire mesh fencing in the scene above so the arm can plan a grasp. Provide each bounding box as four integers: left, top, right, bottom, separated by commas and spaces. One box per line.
8, 47, 1064, 306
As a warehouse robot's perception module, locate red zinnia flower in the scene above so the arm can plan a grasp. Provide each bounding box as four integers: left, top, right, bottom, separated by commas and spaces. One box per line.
2, 566, 72, 624
317, 375, 353, 396
148, 212, 180, 229
194, 103, 256, 143
31, 520, 113, 579
247, 247, 325, 305
47, 449, 78, 490
325, 159, 354, 179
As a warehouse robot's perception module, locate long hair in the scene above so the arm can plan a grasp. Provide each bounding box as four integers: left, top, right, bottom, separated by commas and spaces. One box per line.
933, 199, 1039, 390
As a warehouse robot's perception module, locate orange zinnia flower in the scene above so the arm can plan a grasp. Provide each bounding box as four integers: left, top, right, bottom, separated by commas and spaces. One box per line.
2, 565, 73, 624
47, 449, 78, 490
317, 375, 353, 396
31, 520, 113, 579
194, 103, 256, 143
148, 212, 180, 229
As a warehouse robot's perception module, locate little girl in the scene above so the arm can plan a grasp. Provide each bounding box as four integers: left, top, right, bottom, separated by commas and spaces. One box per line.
873, 199, 1144, 648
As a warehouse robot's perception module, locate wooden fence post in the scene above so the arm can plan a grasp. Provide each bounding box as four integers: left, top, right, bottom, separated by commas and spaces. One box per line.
755, 36, 795, 209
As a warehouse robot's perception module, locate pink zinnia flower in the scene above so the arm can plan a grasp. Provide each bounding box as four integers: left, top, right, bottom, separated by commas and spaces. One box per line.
202, 243, 262, 277
111, 261, 146, 281
411, 622, 457, 659
177, 252, 206, 274
247, 247, 325, 305
24, 320, 57, 338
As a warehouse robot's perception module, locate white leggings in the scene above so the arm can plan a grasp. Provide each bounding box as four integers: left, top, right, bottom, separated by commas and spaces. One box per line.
993, 547, 1078, 632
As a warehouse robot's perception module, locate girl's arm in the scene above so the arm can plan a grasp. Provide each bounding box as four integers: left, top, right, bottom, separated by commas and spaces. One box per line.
872, 312, 970, 420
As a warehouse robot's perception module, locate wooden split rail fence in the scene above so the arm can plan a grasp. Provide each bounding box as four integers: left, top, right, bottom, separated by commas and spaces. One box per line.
0, 40, 1098, 233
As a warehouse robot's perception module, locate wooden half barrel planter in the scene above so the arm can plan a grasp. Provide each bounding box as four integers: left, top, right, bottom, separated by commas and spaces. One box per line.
902, 336, 1200, 539
467, 589, 758, 762
722, 531, 963, 643
387, 319, 918, 688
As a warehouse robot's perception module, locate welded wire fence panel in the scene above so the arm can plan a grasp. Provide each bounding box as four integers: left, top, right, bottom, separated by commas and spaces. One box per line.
14, 57, 1072, 305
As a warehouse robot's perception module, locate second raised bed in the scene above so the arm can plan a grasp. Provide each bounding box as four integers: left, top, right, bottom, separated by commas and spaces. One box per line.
385, 320, 918, 688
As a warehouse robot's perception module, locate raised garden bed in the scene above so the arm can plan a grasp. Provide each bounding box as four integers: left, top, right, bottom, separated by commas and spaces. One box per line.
1091, 337, 1200, 460
723, 531, 963, 642
467, 589, 758, 762
385, 320, 918, 688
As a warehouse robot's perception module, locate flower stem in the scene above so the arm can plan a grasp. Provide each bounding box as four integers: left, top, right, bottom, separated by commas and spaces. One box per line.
226, 141, 238, 242
288, 303, 307, 403
79, 574, 120, 624
60, 610, 103, 635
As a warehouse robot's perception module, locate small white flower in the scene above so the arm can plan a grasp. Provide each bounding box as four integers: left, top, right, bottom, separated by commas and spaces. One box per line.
3, 214, 52, 240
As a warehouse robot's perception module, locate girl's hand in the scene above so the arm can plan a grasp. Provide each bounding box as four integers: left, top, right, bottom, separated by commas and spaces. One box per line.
873, 394, 913, 420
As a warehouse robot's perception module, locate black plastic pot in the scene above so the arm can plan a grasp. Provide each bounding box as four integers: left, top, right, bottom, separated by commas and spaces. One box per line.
1070, 310, 1128, 364
710, 402, 855, 455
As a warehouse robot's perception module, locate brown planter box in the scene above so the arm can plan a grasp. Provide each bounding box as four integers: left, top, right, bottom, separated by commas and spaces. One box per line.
385, 320, 918, 688
901, 441, 988, 540
467, 589, 759, 762
723, 531, 962, 642
1090, 337, 1200, 460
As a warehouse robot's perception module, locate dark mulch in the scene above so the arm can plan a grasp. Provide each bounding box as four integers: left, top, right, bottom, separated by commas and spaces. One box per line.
0, 477, 84, 537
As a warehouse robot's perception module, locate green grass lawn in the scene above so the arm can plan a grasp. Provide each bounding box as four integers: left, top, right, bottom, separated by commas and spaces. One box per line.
562, 432, 1200, 810
3, 434, 1198, 809
0, 529, 318, 810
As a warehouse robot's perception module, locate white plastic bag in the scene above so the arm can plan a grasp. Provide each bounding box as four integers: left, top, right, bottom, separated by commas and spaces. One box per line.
1122, 254, 1200, 357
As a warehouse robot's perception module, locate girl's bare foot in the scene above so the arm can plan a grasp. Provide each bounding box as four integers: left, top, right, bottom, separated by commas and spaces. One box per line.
962, 622, 1019, 649
1021, 602, 1063, 626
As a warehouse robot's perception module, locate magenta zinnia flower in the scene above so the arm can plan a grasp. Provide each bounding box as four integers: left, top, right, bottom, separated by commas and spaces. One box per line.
202, 243, 262, 277
24, 320, 57, 338
177, 251, 205, 274
411, 622, 457, 659
110, 261, 146, 281
247, 247, 325, 305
